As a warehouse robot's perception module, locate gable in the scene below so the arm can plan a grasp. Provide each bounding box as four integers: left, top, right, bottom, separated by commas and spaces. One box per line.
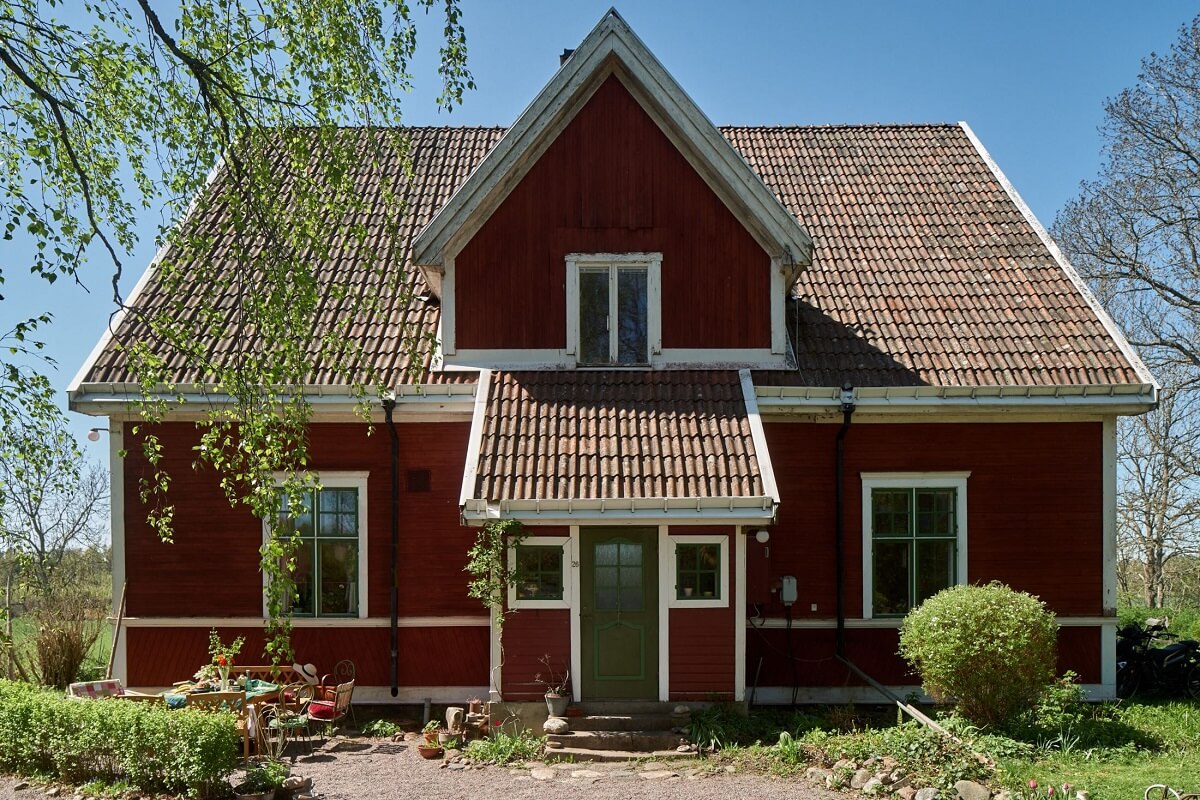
454, 75, 772, 353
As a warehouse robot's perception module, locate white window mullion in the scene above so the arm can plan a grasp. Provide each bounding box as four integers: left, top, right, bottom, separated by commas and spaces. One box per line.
608, 264, 619, 364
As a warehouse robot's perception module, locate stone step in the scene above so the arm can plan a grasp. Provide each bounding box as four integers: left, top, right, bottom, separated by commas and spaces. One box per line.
547, 747, 698, 763
546, 730, 687, 752
570, 714, 680, 732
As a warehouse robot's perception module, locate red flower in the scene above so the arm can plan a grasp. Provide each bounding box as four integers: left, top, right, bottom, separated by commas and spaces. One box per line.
215, 655, 228, 667
1029, 781, 1038, 789
1047, 788, 1055, 797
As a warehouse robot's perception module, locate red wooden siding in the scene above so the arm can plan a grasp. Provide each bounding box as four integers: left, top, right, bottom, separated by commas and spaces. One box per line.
759, 421, 1104, 619
122, 421, 475, 618
455, 75, 771, 351
126, 625, 488, 687
746, 625, 1102, 688
668, 527, 736, 700
500, 611, 571, 701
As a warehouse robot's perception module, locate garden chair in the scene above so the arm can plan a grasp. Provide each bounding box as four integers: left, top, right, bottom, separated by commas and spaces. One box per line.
307, 679, 354, 737
67, 679, 126, 699
266, 684, 315, 754
186, 690, 251, 760
317, 660, 356, 724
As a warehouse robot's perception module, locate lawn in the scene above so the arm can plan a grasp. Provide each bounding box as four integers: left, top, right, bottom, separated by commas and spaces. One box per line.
5, 615, 114, 682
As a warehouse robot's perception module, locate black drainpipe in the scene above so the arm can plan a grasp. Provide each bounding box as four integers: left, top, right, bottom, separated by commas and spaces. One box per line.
835, 382, 855, 657
383, 397, 401, 698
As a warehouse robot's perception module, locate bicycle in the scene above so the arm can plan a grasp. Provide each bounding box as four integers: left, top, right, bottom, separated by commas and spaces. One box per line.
1145, 784, 1200, 800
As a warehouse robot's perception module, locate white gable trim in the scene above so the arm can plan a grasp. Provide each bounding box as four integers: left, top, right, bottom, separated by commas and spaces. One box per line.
412, 9, 811, 286
959, 122, 1159, 394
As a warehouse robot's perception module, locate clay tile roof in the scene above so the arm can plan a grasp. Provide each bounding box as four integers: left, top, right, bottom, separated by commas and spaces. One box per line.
472, 371, 765, 502
78, 123, 1145, 390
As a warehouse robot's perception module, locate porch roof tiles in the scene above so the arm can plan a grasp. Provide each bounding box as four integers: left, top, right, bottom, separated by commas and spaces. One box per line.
471, 370, 766, 503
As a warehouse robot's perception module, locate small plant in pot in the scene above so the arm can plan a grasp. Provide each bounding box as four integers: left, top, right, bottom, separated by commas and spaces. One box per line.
421, 719, 441, 745
535, 653, 570, 717
234, 760, 289, 800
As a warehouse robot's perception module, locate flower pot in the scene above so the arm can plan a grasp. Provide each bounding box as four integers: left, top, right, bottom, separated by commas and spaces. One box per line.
437, 731, 458, 747
545, 692, 569, 717
417, 744, 443, 760
422, 731, 439, 745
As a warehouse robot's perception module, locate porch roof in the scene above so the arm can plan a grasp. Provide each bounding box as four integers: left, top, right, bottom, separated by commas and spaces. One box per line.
461, 369, 777, 522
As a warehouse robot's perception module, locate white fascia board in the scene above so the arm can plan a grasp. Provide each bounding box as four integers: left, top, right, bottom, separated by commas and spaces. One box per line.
442, 348, 787, 370
459, 369, 492, 507
460, 496, 777, 525
68, 382, 479, 417
739, 368, 779, 504
69, 157, 228, 394
755, 383, 1157, 415
411, 10, 811, 277
959, 122, 1159, 392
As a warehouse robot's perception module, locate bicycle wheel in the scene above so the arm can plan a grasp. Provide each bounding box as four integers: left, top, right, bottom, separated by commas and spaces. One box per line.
1145, 785, 1182, 800
1117, 665, 1141, 699
1186, 663, 1200, 700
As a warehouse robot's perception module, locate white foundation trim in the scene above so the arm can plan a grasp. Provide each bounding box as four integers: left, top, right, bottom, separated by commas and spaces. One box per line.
751, 685, 1114, 705
734, 529, 747, 702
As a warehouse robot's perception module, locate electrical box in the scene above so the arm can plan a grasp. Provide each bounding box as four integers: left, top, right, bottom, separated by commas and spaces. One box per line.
780, 575, 798, 606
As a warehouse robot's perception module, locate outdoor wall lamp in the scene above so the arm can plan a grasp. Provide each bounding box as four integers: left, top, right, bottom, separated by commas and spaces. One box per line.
86, 427, 110, 442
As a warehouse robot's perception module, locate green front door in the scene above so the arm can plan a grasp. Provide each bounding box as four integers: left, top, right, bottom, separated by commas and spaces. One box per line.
580, 527, 658, 700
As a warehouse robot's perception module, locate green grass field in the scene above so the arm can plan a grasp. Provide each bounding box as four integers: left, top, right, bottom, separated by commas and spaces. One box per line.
5, 615, 114, 682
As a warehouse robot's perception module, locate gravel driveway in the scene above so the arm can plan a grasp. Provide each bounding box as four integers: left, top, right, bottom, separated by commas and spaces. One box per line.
0, 737, 839, 800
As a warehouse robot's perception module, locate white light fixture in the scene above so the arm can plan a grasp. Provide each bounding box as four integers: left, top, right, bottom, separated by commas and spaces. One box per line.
87, 427, 109, 442
754, 529, 770, 544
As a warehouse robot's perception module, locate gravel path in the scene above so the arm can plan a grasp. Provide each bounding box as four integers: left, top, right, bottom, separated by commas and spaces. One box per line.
0, 737, 839, 800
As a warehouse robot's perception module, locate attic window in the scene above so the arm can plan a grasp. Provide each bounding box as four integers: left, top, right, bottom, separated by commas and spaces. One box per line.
566, 253, 662, 367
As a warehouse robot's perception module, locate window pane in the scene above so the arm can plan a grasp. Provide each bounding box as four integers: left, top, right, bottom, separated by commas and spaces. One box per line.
916, 539, 955, 606
915, 489, 955, 536
873, 540, 910, 616
319, 488, 358, 537
318, 540, 358, 615
872, 490, 911, 537
289, 539, 315, 615
279, 491, 314, 536
595, 543, 618, 566
620, 542, 642, 566
616, 268, 648, 364
579, 269, 610, 364
515, 545, 563, 601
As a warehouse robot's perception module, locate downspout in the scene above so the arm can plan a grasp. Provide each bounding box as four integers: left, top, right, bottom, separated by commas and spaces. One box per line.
835, 383, 855, 657
383, 397, 401, 698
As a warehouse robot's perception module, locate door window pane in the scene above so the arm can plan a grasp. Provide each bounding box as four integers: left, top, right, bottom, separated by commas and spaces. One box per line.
579, 269, 609, 364
616, 268, 648, 364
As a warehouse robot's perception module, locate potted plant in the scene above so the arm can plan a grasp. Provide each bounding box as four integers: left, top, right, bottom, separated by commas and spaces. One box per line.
233, 760, 289, 800
421, 719, 440, 745
535, 654, 570, 717
416, 740, 443, 759
208, 628, 245, 691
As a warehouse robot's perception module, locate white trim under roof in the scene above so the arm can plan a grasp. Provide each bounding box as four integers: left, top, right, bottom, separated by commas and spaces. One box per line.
959, 121, 1159, 393
739, 368, 779, 504
411, 9, 812, 294
459, 369, 493, 509
756, 383, 1157, 416
460, 496, 776, 525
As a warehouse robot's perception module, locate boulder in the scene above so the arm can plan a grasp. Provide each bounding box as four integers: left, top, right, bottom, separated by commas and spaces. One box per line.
851, 769, 874, 789
833, 758, 856, 771
530, 768, 556, 781
805, 767, 833, 783
916, 789, 941, 800
897, 788, 918, 800
863, 778, 885, 795
955, 780, 991, 800
542, 717, 569, 734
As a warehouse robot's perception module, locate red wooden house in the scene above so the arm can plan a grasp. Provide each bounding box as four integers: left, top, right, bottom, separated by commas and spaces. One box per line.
71, 11, 1156, 706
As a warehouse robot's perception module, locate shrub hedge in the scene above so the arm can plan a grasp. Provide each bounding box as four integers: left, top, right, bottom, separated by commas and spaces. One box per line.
0, 680, 239, 797
899, 582, 1057, 726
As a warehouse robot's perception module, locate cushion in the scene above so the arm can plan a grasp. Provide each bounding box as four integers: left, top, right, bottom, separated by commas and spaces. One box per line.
308, 699, 337, 720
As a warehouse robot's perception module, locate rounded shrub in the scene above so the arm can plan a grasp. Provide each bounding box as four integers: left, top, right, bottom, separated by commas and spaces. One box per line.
898, 581, 1057, 726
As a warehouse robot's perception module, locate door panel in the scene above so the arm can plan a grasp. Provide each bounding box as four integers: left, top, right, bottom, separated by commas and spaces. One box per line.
580, 528, 658, 699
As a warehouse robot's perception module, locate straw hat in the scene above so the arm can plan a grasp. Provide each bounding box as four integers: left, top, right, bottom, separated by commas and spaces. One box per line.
293, 662, 319, 684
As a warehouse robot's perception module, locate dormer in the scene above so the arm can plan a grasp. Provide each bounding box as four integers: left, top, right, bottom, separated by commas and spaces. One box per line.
412, 9, 812, 370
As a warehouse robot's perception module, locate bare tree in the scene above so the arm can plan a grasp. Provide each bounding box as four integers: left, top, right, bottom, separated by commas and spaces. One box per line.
1053, 16, 1200, 608
1115, 367, 1200, 606
0, 415, 108, 594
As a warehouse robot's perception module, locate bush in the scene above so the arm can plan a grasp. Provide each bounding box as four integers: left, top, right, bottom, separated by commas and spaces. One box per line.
899, 582, 1057, 726
463, 720, 543, 764
0, 680, 238, 797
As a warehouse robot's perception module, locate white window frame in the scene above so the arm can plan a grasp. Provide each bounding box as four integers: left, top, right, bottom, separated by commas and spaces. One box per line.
861, 472, 969, 620
508, 535, 572, 610
565, 252, 662, 366
262, 471, 369, 620
667, 534, 730, 609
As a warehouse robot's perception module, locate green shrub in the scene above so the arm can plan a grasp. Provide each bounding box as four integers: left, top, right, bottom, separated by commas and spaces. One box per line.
899, 582, 1057, 726
0, 679, 238, 797
464, 721, 544, 764
1119, 605, 1200, 642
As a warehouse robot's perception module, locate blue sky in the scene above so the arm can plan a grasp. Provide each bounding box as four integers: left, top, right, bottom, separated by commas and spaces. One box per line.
4, 0, 1193, 450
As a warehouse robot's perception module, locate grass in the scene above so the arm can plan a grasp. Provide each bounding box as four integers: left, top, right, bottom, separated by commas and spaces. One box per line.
5, 615, 113, 682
